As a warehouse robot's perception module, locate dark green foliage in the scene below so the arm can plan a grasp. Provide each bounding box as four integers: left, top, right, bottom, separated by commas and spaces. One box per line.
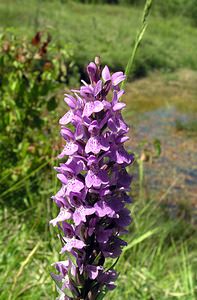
0, 30, 77, 206
71, 0, 143, 4
153, 0, 197, 25
185, 0, 197, 25
72, 0, 197, 24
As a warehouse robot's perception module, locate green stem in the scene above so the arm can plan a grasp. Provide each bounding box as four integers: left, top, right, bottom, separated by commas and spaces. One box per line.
121, 0, 153, 89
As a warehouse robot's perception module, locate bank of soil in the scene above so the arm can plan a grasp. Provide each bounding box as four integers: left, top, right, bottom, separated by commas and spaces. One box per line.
124, 70, 197, 221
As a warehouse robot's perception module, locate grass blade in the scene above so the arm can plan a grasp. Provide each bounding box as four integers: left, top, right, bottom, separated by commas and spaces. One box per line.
10, 241, 41, 299
122, 227, 160, 254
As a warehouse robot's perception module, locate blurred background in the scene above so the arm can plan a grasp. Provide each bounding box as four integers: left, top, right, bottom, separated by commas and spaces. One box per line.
0, 0, 196, 299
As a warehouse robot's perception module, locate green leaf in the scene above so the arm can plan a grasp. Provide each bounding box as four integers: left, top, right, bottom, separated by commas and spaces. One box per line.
96, 289, 109, 300
47, 96, 58, 111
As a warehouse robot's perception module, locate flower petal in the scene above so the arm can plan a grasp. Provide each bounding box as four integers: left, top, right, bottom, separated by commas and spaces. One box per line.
61, 238, 85, 253
50, 207, 72, 226
73, 205, 95, 226
82, 102, 95, 117
94, 201, 115, 218
59, 110, 74, 125
64, 95, 77, 109
93, 101, 104, 113
111, 72, 126, 86
102, 65, 111, 82
113, 102, 126, 111
62, 142, 78, 156
94, 80, 102, 96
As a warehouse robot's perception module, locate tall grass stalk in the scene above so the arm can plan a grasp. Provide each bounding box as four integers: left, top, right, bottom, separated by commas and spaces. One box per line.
121, 0, 153, 89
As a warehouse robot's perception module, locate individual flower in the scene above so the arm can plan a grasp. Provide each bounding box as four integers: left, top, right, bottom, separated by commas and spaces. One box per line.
85, 136, 110, 155
73, 205, 95, 226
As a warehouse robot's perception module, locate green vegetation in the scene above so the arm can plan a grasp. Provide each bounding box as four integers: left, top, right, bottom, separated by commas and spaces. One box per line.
0, 0, 196, 299
0, 31, 78, 207
70, 0, 197, 24
1, 193, 196, 299
0, 0, 197, 78
109, 199, 197, 300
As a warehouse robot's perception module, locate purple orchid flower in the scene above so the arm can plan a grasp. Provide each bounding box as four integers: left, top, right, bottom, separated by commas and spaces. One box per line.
50, 59, 134, 300
85, 155, 109, 189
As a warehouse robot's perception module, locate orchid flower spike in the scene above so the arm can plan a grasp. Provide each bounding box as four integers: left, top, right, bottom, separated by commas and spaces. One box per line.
50, 59, 134, 300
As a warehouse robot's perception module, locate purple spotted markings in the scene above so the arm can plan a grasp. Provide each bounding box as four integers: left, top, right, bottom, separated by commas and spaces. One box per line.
50, 59, 134, 300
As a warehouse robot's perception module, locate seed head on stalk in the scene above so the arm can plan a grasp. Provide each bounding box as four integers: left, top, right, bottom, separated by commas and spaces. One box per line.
50, 57, 134, 300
